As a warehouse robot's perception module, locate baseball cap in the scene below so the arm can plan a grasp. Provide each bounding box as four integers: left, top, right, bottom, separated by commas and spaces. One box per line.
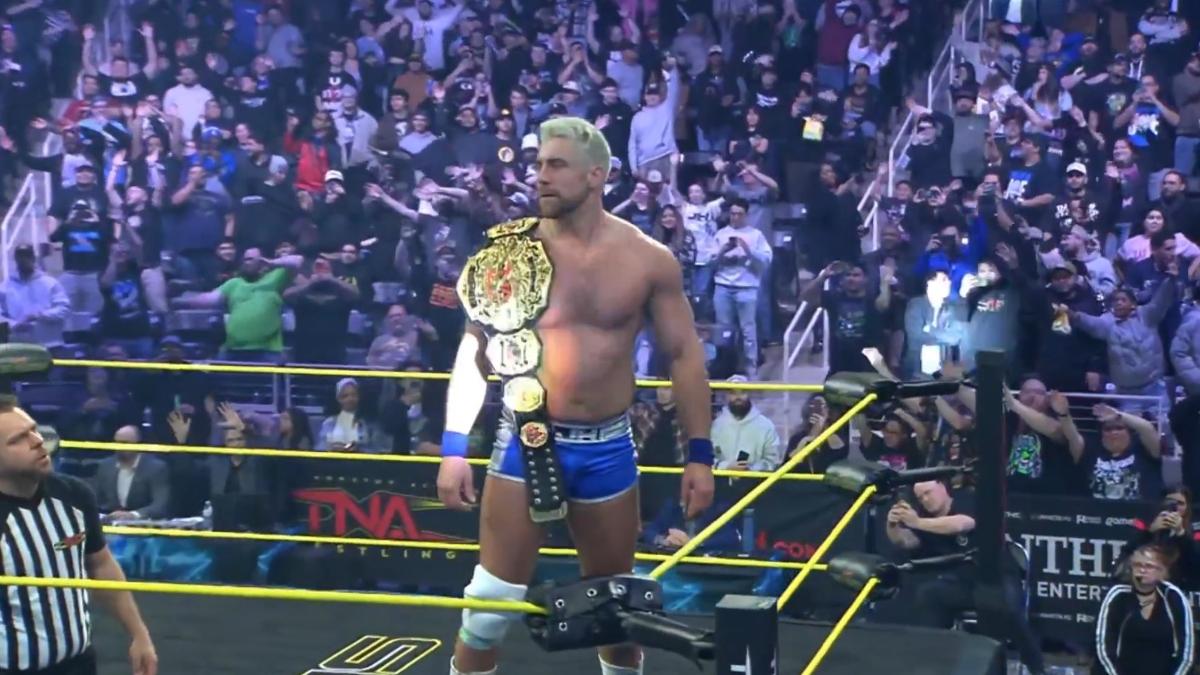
727, 374, 750, 385
324, 169, 344, 183
548, 102, 568, 116
498, 108, 514, 120
160, 334, 183, 347
708, 45, 723, 55
76, 163, 96, 173
13, 244, 34, 258
560, 81, 581, 95
610, 157, 623, 171
521, 133, 539, 150
268, 155, 289, 174
1065, 162, 1088, 176
646, 169, 664, 184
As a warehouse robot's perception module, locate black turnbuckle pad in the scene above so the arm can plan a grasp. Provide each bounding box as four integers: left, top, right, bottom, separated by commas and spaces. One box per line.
525, 575, 714, 667
526, 575, 663, 651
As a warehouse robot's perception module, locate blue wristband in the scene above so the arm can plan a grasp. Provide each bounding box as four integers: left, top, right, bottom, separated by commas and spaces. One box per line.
441, 430, 469, 458
687, 438, 714, 466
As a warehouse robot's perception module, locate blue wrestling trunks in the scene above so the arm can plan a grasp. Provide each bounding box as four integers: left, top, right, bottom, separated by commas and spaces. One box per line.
489, 410, 638, 503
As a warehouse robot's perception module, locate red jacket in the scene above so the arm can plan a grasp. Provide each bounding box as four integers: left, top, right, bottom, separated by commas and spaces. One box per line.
284, 130, 340, 192
817, 0, 860, 67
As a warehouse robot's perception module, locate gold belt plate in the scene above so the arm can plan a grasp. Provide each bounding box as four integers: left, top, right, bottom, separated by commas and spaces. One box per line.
457, 235, 553, 334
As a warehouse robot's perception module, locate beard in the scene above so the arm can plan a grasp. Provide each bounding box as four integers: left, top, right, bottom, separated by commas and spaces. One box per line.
728, 400, 752, 418
538, 189, 588, 218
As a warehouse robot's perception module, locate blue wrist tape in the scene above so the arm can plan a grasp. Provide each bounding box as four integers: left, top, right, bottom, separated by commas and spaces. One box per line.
687, 438, 714, 466
441, 430, 469, 458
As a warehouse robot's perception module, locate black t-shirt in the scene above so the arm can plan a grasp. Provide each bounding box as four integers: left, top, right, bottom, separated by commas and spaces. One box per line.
862, 433, 923, 472
1005, 414, 1075, 495
50, 221, 113, 273
100, 265, 151, 339
1083, 436, 1163, 501
822, 289, 883, 373
1003, 158, 1056, 203
912, 490, 976, 560
97, 73, 151, 104
1124, 100, 1174, 172
290, 281, 356, 363
1078, 77, 1137, 135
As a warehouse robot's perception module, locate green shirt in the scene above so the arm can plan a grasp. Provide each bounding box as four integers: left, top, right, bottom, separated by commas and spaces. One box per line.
219, 268, 289, 351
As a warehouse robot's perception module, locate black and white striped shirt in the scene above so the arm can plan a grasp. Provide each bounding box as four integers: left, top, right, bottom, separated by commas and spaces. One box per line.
0, 474, 105, 671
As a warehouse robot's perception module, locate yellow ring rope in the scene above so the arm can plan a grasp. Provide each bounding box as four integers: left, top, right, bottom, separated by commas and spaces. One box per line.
102, 525, 829, 572
647, 394, 877, 580
775, 486, 878, 611
0, 575, 547, 614
53, 359, 823, 392
59, 440, 824, 481
800, 577, 879, 675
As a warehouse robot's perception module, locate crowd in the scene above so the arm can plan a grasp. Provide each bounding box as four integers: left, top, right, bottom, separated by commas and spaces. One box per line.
0, 0, 1196, 504
0, 1, 1198, 671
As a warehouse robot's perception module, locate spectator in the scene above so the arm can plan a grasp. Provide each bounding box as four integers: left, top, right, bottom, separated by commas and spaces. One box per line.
642, 496, 740, 552
1070, 403, 1164, 501
1095, 543, 1194, 675
803, 261, 887, 374
317, 378, 385, 453
1120, 208, 1200, 265
168, 165, 233, 283
172, 248, 302, 362
49, 198, 112, 315
901, 270, 961, 379
710, 376, 782, 471
1064, 284, 1175, 404
1033, 262, 1106, 393
162, 65, 214, 136
1122, 487, 1200, 591
713, 198, 772, 379
92, 426, 171, 521
627, 63, 681, 178
0, 245, 68, 347
858, 408, 927, 471
283, 257, 360, 365
785, 395, 849, 473
98, 244, 155, 359
1173, 54, 1200, 185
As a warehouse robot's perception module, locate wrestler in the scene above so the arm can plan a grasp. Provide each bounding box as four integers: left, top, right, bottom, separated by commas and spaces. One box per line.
436, 117, 716, 675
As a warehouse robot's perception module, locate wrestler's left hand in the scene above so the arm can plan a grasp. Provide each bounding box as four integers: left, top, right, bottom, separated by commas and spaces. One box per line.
681, 463, 715, 519
129, 633, 158, 675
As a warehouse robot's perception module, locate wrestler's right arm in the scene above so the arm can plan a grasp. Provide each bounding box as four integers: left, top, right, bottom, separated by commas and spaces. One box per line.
437, 324, 489, 510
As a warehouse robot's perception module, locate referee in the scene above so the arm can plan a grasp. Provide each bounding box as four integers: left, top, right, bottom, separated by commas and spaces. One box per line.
0, 403, 157, 674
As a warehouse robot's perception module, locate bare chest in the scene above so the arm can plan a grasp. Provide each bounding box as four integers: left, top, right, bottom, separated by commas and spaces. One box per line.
536, 243, 648, 330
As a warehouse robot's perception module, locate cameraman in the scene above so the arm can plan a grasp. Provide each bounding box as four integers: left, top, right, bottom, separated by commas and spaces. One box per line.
48, 198, 113, 314
1122, 486, 1200, 591
886, 480, 1046, 675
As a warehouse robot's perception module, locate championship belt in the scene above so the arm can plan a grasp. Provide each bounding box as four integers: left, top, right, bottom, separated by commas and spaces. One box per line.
457, 218, 566, 522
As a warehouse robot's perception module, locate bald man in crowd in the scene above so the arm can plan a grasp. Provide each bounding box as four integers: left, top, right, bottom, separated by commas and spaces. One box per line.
93, 425, 172, 521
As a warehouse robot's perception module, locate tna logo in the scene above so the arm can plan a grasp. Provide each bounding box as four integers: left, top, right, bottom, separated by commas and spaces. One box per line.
293, 489, 448, 540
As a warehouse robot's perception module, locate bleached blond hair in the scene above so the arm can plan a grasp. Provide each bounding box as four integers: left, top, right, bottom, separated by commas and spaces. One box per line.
539, 117, 611, 171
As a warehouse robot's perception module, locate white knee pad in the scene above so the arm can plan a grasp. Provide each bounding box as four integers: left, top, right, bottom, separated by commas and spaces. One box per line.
459, 565, 528, 650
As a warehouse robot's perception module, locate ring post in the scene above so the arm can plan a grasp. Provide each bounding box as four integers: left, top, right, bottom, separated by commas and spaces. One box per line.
973, 349, 1007, 641
715, 595, 778, 674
